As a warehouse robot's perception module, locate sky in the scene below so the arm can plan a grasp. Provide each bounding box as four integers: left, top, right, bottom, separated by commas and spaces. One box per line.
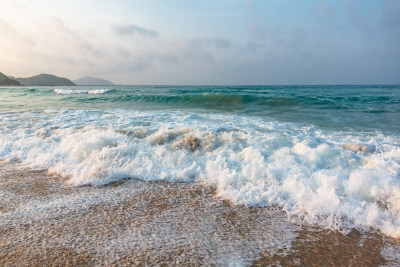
0, 0, 399, 85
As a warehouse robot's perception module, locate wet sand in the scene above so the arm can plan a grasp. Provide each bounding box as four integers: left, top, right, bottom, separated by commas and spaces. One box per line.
1, 163, 399, 266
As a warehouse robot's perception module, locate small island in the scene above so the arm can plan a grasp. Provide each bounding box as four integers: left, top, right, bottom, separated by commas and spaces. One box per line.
74, 76, 115, 86
13, 73, 76, 86
1, 72, 116, 86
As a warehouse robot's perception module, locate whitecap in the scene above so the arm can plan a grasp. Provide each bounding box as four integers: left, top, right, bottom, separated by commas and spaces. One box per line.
54, 88, 114, 95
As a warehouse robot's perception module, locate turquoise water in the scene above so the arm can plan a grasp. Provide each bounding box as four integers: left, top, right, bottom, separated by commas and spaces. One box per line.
1, 85, 400, 238
1, 85, 399, 134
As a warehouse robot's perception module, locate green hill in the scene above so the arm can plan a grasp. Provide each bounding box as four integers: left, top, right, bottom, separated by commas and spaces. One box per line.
0, 72, 7, 79
0, 77, 22, 86
74, 76, 115, 86
0, 72, 22, 86
14, 73, 76, 86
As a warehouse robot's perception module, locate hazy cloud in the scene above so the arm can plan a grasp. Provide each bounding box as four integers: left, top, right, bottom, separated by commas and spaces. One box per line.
1, 1, 399, 84
0, 15, 109, 77
154, 36, 232, 66
112, 24, 159, 38
200, 38, 231, 49
0, 18, 15, 34
11, 0, 28, 11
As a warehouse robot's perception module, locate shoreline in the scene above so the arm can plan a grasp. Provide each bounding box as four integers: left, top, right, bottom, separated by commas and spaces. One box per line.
1, 163, 399, 266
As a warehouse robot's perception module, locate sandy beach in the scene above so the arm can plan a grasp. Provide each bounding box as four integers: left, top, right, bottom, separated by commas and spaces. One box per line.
1, 162, 399, 266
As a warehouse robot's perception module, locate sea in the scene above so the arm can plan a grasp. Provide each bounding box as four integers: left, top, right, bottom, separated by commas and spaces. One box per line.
1, 85, 400, 265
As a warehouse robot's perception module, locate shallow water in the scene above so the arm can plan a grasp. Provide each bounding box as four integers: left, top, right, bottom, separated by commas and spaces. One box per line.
1, 163, 399, 266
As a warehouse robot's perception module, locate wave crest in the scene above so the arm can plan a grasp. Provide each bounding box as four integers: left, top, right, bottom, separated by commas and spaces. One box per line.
54, 88, 114, 95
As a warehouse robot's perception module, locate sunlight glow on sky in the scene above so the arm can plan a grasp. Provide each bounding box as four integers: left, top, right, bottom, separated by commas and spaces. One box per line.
0, 0, 399, 85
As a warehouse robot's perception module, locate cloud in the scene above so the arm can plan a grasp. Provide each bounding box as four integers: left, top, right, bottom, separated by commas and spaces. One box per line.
2, 1, 399, 85
154, 36, 232, 66
0, 18, 15, 34
112, 24, 159, 38
11, 0, 28, 11
201, 37, 231, 49
0, 16, 109, 78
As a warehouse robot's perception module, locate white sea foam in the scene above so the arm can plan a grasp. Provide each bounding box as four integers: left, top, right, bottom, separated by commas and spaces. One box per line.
0, 109, 399, 238
54, 88, 113, 95
0, 161, 298, 265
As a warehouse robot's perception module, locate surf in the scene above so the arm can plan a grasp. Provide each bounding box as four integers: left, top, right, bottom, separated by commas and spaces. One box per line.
0, 108, 399, 238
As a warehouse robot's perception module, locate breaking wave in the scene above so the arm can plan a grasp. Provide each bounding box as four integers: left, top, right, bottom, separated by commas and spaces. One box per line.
54, 88, 114, 95
0, 109, 399, 238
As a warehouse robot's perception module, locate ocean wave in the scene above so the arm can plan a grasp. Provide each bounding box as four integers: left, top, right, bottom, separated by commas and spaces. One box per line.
1, 86, 396, 134
54, 88, 114, 95
113, 93, 300, 107
0, 109, 400, 238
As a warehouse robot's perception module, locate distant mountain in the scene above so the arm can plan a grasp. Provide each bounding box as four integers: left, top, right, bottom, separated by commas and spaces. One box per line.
73, 76, 115, 86
14, 74, 76, 86
0, 77, 22, 86
0, 72, 22, 86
